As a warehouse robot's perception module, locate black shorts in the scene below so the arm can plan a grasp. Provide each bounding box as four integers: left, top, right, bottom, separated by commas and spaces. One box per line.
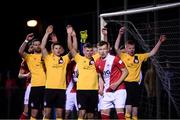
29, 86, 45, 109
77, 90, 98, 113
125, 82, 140, 107
44, 89, 66, 108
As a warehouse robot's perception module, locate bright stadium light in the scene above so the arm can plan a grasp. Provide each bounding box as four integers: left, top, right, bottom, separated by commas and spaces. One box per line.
27, 19, 38, 27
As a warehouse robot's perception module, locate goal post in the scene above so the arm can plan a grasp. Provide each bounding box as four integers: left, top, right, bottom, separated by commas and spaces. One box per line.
100, 2, 180, 41
99, 2, 180, 119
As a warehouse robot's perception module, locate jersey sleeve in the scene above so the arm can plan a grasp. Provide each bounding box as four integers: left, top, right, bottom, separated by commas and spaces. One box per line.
114, 56, 126, 69
138, 53, 149, 62
63, 54, 70, 64
74, 53, 81, 63
95, 59, 101, 73
93, 53, 100, 61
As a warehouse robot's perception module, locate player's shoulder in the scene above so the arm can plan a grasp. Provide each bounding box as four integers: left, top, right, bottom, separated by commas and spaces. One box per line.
114, 55, 121, 61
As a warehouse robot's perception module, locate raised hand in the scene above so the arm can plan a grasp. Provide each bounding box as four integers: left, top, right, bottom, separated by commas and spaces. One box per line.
26, 33, 34, 41
159, 35, 166, 43
50, 33, 58, 43
102, 27, 107, 36
119, 26, 125, 35
66, 25, 73, 34
46, 25, 53, 34
71, 30, 76, 37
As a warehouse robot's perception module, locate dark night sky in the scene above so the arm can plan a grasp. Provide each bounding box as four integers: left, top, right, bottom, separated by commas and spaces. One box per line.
0, 0, 178, 74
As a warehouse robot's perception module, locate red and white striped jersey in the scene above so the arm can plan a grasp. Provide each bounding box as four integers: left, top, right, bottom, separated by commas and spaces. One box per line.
95, 54, 126, 92
19, 60, 31, 87
66, 60, 78, 93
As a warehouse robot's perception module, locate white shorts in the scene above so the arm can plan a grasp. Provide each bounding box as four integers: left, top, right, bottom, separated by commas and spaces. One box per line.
98, 94, 103, 112
65, 92, 78, 111
100, 89, 126, 110
24, 83, 31, 105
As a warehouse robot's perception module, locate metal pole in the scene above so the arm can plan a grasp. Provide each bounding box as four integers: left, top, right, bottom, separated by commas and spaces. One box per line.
97, 0, 100, 42
153, 0, 160, 118
124, 0, 128, 42
168, 71, 171, 119
100, 2, 180, 17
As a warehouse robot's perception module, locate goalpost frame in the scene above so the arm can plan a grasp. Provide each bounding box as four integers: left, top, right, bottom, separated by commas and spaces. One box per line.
99, 1, 180, 118
99, 2, 180, 41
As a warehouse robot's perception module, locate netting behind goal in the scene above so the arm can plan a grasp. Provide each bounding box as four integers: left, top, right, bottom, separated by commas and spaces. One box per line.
100, 2, 180, 119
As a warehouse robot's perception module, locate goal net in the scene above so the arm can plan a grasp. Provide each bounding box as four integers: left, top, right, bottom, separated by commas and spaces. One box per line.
100, 2, 180, 119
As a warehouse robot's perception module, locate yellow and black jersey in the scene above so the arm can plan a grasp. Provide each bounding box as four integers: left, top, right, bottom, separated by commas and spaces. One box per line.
24, 53, 46, 87
74, 53, 98, 90
44, 53, 70, 89
120, 52, 149, 82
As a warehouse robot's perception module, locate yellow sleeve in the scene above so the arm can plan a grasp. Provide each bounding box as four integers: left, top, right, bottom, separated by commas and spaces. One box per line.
138, 53, 149, 62
74, 53, 81, 63
93, 53, 100, 61
63, 54, 70, 63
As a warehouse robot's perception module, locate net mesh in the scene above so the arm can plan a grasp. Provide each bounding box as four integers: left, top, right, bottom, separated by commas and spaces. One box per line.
101, 6, 180, 119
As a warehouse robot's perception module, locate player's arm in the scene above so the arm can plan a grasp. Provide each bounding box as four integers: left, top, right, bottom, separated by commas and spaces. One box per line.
101, 27, 112, 50
110, 59, 128, 90
114, 27, 125, 55
18, 61, 31, 79
41, 25, 53, 58
18, 33, 34, 58
148, 35, 166, 57
95, 62, 104, 96
50, 33, 58, 43
18, 72, 31, 79
72, 29, 78, 51
98, 73, 104, 96
67, 25, 77, 58
102, 27, 108, 42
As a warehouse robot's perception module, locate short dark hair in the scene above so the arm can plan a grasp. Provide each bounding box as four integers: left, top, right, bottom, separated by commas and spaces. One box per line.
83, 42, 93, 48
98, 41, 108, 47
92, 43, 97, 48
125, 40, 135, 45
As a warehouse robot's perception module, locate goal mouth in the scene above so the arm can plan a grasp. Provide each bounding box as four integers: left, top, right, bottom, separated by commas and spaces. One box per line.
99, 2, 180, 119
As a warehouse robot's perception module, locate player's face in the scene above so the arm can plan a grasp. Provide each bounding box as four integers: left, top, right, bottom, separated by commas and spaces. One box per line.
33, 41, 41, 53
125, 44, 135, 56
98, 44, 109, 59
28, 44, 34, 53
83, 47, 93, 59
53, 45, 63, 56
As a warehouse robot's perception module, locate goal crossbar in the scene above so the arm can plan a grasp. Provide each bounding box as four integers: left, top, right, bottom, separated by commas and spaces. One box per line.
99, 2, 180, 41
100, 2, 180, 18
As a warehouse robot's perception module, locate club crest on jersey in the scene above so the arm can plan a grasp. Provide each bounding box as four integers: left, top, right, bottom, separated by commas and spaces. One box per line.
59, 57, 64, 64
119, 60, 122, 64
134, 56, 139, 64
89, 57, 95, 65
